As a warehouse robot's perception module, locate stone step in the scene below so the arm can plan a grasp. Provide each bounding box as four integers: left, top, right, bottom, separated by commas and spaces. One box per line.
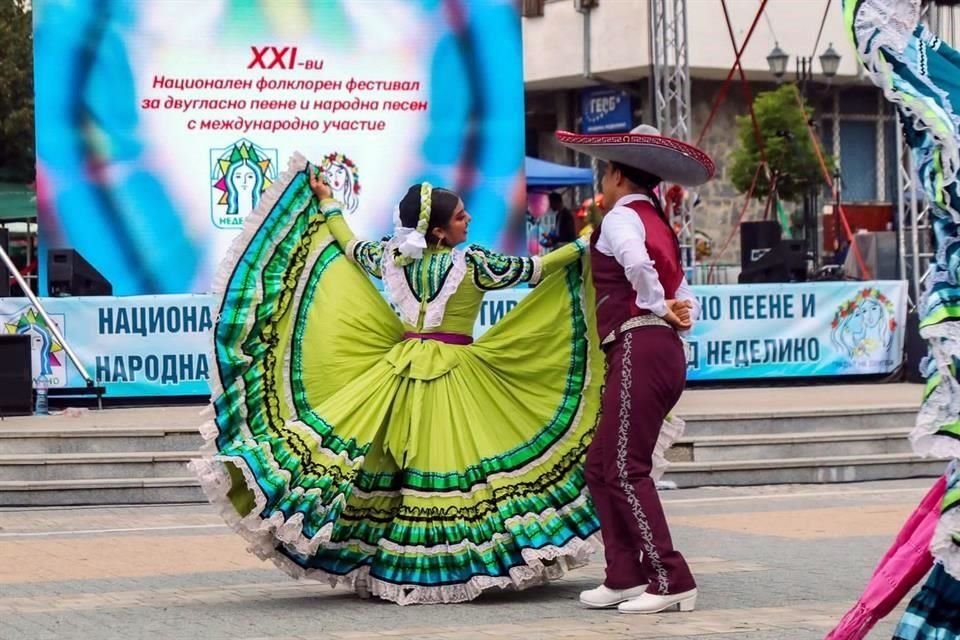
0, 428, 202, 455
664, 452, 947, 488
680, 407, 916, 437
0, 452, 195, 482
0, 450, 947, 506
0, 477, 204, 507
672, 428, 914, 462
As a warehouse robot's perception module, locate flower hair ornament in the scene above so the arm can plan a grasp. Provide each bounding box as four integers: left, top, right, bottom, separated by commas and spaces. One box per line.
392, 182, 432, 266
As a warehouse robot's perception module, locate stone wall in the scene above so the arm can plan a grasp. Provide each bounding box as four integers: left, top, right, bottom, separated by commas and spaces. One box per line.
690, 79, 774, 270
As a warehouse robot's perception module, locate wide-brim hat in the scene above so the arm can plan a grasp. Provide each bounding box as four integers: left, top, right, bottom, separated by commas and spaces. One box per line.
556, 125, 715, 187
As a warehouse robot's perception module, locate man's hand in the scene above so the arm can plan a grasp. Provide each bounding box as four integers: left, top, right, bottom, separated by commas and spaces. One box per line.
668, 299, 692, 323
309, 167, 333, 200
664, 299, 693, 331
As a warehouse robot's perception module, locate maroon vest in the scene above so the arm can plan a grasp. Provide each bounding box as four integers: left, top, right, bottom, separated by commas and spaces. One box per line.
590, 198, 683, 340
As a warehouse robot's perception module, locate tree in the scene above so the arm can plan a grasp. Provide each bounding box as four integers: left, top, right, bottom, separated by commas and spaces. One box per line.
729, 84, 833, 204
0, 0, 34, 181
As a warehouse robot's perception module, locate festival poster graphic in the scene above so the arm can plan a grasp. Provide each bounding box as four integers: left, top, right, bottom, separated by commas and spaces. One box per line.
2, 307, 68, 388
33, 0, 525, 295
209, 139, 279, 229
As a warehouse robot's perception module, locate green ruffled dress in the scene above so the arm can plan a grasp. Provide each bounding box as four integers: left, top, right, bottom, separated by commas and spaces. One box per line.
192, 153, 608, 604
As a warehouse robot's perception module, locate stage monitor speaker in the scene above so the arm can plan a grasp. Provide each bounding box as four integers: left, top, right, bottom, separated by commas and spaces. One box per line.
0, 334, 32, 416
740, 221, 783, 270
48, 249, 112, 296
738, 239, 808, 284
0, 229, 8, 298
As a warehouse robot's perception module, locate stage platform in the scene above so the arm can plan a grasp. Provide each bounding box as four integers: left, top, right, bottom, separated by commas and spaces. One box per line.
0, 383, 945, 506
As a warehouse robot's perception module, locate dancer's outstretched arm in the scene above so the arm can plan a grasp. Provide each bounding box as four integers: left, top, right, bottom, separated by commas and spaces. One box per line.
466, 238, 587, 291
309, 168, 385, 279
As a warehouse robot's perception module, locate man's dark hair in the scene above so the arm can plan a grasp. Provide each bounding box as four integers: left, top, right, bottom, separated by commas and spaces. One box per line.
610, 161, 662, 190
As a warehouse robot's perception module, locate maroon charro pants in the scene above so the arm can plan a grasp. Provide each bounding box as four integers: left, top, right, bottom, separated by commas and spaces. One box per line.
585, 325, 696, 595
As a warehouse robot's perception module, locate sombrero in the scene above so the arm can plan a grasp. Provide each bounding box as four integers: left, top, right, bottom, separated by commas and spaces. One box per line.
556, 124, 715, 187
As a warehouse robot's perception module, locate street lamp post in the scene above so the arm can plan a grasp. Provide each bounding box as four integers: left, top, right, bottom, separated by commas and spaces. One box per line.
797, 56, 814, 94
766, 43, 789, 82
765, 43, 842, 272
819, 44, 842, 78
766, 43, 841, 87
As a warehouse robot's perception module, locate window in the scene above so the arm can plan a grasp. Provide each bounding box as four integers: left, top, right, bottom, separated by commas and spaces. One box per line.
820, 89, 896, 203
839, 121, 878, 201
521, 0, 545, 18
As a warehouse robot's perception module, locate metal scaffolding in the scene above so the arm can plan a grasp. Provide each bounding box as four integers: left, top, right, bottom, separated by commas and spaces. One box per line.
897, 2, 954, 308
896, 114, 934, 310
649, 0, 697, 277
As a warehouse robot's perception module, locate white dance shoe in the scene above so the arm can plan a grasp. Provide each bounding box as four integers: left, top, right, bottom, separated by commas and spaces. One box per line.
579, 584, 648, 609
618, 588, 697, 614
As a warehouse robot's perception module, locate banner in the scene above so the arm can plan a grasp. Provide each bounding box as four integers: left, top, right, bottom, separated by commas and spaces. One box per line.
684, 281, 908, 380
33, 0, 525, 296
0, 281, 907, 398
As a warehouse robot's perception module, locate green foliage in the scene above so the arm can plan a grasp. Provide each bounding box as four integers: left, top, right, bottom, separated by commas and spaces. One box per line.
0, 0, 34, 181
729, 84, 833, 203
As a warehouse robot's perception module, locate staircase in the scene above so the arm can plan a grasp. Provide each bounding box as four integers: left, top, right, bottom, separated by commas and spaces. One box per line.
0, 412, 205, 507
0, 385, 946, 506
664, 403, 946, 487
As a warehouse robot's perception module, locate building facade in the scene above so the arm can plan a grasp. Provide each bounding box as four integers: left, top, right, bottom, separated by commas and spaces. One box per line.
521, 0, 926, 278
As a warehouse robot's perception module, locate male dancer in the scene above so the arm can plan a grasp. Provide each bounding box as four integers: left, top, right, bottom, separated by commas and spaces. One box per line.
557, 125, 715, 614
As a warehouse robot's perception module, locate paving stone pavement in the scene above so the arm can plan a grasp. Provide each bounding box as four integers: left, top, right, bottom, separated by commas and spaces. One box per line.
0, 478, 940, 640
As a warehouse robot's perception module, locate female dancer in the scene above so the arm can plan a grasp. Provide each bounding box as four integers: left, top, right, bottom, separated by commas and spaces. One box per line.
192, 153, 606, 605
828, 0, 960, 637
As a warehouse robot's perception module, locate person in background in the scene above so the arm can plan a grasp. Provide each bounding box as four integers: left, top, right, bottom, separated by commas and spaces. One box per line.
552, 192, 577, 245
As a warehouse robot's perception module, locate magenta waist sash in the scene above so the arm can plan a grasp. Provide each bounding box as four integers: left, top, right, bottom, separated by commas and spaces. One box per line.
403, 331, 474, 345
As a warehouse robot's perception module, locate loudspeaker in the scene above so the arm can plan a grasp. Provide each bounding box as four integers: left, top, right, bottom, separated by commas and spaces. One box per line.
740, 221, 783, 270
0, 334, 32, 416
0, 229, 9, 298
738, 240, 808, 284
48, 249, 112, 296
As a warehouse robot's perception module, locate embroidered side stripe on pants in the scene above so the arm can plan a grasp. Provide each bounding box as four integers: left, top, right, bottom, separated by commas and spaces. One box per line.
614, 332, 670, 595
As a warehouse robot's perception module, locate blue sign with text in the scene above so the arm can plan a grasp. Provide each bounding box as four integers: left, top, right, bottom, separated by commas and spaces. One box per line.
580, 87, 632, 134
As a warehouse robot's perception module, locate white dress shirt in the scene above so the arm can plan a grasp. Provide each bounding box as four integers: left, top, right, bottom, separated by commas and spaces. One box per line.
596, 194, 699, 324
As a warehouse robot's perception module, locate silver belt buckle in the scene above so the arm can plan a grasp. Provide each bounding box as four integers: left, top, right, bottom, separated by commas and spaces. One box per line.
601, 315, 668, 346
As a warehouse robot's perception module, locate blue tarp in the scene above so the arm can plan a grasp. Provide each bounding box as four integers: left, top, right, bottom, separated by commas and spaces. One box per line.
525, 156, 594, 188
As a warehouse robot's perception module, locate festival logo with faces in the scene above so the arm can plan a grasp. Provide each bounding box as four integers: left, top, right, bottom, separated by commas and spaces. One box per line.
3, 308, 68, 387
321, 152, 362, 214
831, 288, 898, 367
210, 140, 279, 229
